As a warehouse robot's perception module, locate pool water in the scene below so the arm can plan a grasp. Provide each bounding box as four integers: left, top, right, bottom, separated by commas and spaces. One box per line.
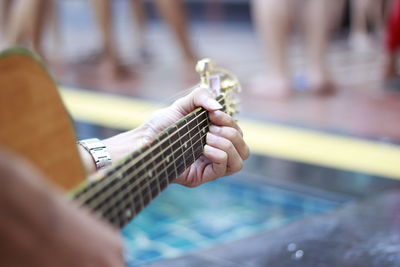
121, 175, 341, 266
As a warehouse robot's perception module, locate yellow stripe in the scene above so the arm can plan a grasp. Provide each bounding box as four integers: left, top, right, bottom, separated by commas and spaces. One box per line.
60, 87, 400, 179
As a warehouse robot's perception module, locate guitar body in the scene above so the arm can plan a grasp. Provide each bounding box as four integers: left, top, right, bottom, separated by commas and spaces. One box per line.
0, 48, 85, 191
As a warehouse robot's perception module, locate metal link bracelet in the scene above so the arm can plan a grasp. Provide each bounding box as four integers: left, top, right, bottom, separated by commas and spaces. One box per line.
77, 138, 112, 170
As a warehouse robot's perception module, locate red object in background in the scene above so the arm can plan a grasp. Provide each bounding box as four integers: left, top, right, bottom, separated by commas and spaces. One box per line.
386, 0, 400, 53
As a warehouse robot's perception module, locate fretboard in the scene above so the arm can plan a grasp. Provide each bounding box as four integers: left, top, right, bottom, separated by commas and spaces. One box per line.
73, 95, 225, 228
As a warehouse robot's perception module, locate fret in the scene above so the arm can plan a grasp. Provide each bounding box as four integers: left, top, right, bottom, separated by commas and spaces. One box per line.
177, 121, 190, 167
190, 111, 206, 153
72, 99, 226, 229
170, 125, 187, 174
146, 144, 161, 196
185, 114, 197, 164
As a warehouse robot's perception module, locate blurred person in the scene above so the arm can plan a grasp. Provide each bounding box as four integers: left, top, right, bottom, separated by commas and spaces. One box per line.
251, 0, 343, 98
0, 87, 249, 266
383, 0, 400, 86
92, 0, 197, 78
350, 0, 386, 51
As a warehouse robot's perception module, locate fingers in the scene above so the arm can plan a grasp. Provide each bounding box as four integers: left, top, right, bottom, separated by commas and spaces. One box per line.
209, 125, 250, 160
172, 87, 222, 114
206, 132, 244, 174
203, 145, 227, 179
208, 110, 243, 136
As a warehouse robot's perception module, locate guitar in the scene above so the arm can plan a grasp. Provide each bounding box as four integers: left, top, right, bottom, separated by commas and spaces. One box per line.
0, 47, 241, 229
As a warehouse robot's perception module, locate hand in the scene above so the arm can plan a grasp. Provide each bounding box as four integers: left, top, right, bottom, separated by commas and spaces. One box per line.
109, 87, 249, 187
0, 150, 124, 267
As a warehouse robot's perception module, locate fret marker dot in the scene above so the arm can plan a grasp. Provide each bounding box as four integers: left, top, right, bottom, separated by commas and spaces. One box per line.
125, 209, 132, 218
148, 171, 152, 177
166, 156, 170, 162
184, 142, 188, 148
202, 128, 206, 133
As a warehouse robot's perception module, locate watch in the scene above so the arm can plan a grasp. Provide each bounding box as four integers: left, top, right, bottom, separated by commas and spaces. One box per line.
78, 138, 112, 170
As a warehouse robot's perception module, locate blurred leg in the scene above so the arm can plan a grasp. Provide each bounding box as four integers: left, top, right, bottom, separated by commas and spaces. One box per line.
383, 0, 400, 80
92, 0, 118, 65
304, 0, 339, 94
92, 0, 133, 78
129, 0, 149, 60
31, 0, 52, 57
0, 0, 12, 37
350, 0, 373, 50
6, 0, 37, 46
251, 0, 292, 97
368, 0, 385, 35
6, 0, 51, 58
154, 0, 197, 65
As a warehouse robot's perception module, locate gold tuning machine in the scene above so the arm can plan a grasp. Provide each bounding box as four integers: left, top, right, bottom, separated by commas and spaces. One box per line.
196, 58, 214, 88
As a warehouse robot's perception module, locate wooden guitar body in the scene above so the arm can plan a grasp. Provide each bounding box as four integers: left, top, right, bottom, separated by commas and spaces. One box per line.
0, 48, 85, 191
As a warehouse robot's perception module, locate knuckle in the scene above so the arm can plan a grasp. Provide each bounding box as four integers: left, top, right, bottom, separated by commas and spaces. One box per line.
221, 139, 233, 151
220, 151, 228, 162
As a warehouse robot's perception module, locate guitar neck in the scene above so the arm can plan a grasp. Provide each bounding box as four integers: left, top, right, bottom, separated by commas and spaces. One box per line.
73, 95, 225, 228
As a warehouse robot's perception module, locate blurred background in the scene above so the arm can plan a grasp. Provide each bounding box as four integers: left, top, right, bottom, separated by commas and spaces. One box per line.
2, 0, 400, 266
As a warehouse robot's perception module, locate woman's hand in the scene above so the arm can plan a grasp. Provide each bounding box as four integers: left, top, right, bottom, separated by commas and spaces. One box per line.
104, 87, 249, 187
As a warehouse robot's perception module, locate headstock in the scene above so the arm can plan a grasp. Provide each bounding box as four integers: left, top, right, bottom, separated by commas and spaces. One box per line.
195, 58, 241, 116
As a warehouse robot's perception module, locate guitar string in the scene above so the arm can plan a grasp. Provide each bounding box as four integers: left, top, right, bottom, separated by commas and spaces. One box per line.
84, 110, 212, 212
74, 107, 209, 203
74, 96, 225, 204
85, 97, 226, 215
75, 108, 208, 204
104, 131, 208, 226
91, 118, 209, 219
111, 144, 206, 228
74, 97, 222, 203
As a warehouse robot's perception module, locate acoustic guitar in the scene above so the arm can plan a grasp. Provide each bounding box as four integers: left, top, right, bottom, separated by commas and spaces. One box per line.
0, 47, 241, 229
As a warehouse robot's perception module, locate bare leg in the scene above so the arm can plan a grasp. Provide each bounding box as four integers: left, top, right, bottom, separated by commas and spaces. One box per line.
92, 0, 118, 63
92, 0, 132, 78
31, 0, 52, 57
368, 0, 385, 36
6, 0, 37, 46
129, 0, 149, 61
0, 0, 12, 38
154, 0, 197, 66
303, 0, 338, 94
350, 0, 373, 50
251, 0, 292, 98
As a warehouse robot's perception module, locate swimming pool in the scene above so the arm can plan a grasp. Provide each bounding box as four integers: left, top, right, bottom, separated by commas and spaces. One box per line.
121, 174, 341, 266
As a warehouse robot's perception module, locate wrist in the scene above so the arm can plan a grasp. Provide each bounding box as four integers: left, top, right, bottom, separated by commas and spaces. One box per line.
102, 126, 152, 164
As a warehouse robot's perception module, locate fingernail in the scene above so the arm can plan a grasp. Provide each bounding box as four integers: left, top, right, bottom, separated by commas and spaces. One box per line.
206, 98, 223, 110
209, 125, 220, 134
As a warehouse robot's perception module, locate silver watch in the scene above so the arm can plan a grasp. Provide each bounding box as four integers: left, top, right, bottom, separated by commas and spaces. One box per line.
78, 138, 112, 170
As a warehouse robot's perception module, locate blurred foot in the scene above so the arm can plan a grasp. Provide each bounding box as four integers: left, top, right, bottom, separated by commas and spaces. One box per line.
97, 57, 135, 81
251, 75, 292, 99
349, 32, 374, 52
308, 70, 335, 96
384, 75, 400, 91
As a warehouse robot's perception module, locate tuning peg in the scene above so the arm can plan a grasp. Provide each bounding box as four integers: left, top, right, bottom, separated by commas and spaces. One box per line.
196, 58, 215, 87
220, 79, 237, 92
230, 99, 240, 106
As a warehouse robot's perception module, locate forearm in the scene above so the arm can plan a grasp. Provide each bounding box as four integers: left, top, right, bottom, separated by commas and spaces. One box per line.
78, 124, 153, 174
